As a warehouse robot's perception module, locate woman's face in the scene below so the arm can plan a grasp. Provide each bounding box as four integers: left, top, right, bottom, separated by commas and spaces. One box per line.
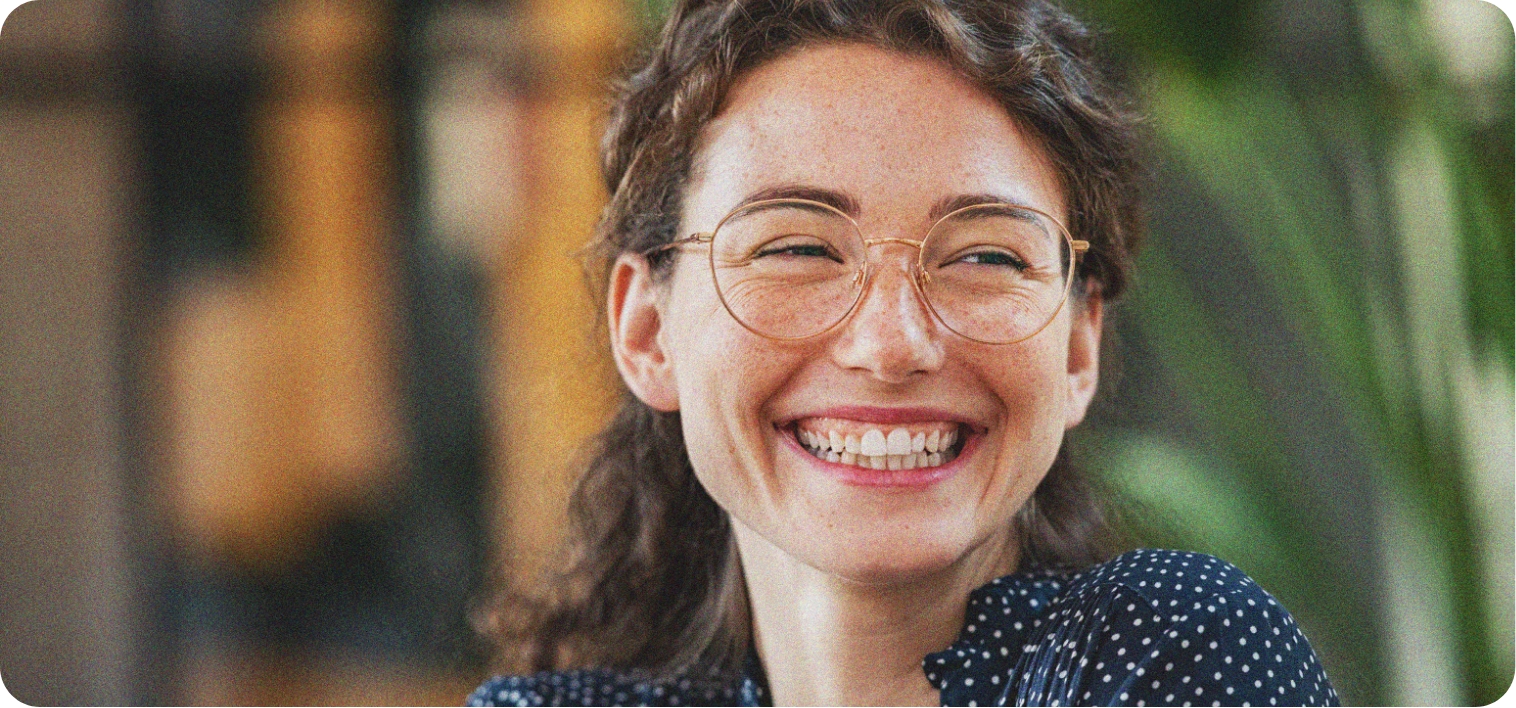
611, 43, 1103, 583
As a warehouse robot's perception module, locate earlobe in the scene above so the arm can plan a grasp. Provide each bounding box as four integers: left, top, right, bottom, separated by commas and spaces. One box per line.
608, 253, 681, 412
1064, 292, 1104, 429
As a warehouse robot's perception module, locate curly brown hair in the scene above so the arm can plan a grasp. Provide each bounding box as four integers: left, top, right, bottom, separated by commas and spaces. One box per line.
483, 0, 1145, 681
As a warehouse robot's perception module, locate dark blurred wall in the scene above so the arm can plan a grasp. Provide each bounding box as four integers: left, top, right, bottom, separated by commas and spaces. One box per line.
0, 0, 134, 704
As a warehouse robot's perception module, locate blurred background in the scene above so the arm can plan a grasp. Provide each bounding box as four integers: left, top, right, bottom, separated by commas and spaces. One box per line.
0, 0, 1509, 704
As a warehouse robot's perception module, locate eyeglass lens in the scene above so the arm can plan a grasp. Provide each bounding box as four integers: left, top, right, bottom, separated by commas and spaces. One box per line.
709, 199, 1074, 343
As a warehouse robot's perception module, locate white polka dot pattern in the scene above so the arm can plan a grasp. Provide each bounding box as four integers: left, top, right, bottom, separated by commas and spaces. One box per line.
465, 550, 1338, 707
466, 666, 764, 707
924, 550, 1337, 707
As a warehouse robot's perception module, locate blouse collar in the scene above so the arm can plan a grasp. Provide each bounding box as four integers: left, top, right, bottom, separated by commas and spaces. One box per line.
734, 569, 1071, 707
922, 569, 1070, 705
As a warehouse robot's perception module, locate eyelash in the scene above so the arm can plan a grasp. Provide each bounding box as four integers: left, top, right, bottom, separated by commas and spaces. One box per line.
954, 250, 1029, 270
756, 244, 842, 261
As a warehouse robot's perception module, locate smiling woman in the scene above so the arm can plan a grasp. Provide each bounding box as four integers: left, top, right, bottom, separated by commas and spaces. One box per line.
471, 1, 1336, 706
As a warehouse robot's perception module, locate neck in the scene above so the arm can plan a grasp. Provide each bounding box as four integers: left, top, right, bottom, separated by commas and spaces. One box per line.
734, 522, 1019, 707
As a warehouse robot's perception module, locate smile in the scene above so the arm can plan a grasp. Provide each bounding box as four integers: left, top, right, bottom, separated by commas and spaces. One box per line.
790, 417, 965, 471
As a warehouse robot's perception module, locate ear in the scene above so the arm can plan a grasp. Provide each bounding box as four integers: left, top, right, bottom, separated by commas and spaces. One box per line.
608, 253, 680, 412
1064, 291, 1104, 429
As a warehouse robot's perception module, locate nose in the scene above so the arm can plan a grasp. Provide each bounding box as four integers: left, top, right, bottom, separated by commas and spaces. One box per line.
828, 250, 946, 384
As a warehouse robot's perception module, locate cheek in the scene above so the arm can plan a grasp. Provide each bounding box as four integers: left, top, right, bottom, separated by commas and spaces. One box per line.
977, 339, 1071, 489
664, 291, 800, 510
988, 344, 1068, 429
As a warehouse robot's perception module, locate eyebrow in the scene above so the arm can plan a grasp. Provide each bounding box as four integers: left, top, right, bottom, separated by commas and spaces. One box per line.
928, 193, 1034, 222
736, 185, 862, 217
732, 185, 1038, 223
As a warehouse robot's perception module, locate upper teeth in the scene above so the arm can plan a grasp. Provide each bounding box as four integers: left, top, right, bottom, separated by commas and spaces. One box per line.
796, 424, 960, 469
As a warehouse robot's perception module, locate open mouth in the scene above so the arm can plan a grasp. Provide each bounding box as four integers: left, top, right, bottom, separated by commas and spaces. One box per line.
786, 417, 968, 471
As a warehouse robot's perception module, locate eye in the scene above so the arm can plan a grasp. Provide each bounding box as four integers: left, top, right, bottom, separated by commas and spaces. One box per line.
756, 244, 832, 258
951, 248, 1029, 270
754, 236, 844, 262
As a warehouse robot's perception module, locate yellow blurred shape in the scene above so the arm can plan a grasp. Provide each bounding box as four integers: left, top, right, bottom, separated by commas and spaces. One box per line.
487, 0, 626, 581
159, 0, 401, 571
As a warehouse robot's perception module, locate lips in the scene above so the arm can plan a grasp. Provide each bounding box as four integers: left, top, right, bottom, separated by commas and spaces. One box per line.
775, 407, 980, 485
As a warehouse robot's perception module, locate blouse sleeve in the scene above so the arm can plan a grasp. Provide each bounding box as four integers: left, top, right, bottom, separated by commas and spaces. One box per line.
466, 668, 755, 707
1091, 576, 1338, 707
943, 550, 1342, 707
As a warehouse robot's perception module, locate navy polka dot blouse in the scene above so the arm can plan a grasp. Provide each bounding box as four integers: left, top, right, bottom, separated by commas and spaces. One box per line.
468, 549, 1338, 706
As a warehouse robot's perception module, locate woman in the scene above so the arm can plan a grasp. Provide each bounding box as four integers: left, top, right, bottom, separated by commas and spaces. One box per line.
472, 0, 1338, 705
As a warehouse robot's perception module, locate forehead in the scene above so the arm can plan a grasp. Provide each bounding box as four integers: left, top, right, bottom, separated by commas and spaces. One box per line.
687, 42, 1066, 225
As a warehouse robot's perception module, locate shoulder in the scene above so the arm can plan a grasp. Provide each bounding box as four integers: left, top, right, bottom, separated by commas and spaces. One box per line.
1071, 549, 1338, 705
1064, 548, 1266, 606
467, 668, 752, 707
468, 670, 629, 707
928, 549, 1339, 706
958, 548, 1282, 646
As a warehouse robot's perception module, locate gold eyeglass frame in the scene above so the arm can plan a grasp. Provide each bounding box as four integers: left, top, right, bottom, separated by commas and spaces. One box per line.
645, 198, 1091, 345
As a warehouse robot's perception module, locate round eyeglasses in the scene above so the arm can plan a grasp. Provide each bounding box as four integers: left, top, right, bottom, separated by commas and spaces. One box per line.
646, 198, 1089, 345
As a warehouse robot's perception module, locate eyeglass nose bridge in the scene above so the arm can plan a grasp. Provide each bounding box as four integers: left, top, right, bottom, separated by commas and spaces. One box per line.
854, 236, 931, 287
844, 237, 939, 332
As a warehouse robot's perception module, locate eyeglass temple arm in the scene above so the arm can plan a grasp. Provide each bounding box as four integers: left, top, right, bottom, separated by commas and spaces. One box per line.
1072, 239, 1090, 257
644, 233, 713, 256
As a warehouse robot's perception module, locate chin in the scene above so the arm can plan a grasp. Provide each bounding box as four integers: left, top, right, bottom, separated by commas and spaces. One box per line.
791, 518, 984, 585
830, 557, 965, 586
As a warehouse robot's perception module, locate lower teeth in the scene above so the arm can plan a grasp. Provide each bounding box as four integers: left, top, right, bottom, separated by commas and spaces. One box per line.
801, 439, 957, 468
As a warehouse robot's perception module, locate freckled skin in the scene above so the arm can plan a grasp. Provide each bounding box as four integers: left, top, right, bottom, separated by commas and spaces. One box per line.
657, 44, 1097, 583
